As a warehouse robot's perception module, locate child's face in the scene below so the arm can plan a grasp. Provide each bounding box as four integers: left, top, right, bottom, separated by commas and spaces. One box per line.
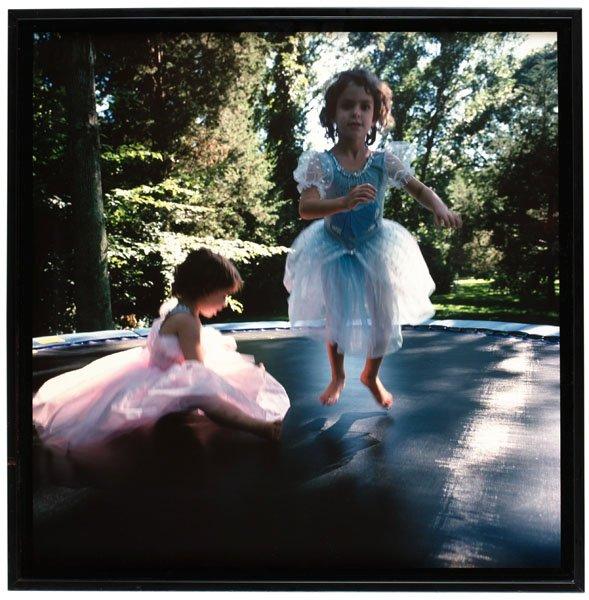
334, 82, 376, 142
197, 288, 232, 318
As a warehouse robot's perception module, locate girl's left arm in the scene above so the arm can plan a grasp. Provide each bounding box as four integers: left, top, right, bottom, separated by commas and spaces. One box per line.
404, 177, 462, 229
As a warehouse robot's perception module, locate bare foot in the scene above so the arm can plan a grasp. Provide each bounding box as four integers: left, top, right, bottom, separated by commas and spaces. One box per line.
360, 373, 393, 409
320, 377, 346, 406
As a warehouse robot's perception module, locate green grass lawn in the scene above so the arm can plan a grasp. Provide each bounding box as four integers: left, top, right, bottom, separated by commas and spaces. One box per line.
216, 278, 558, 326
431, 278, 559, 325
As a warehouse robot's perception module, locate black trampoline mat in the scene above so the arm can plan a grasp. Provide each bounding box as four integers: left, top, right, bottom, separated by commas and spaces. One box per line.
31, 329, 560, 579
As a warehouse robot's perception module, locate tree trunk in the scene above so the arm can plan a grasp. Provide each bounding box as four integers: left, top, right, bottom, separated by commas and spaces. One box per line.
149, 34, 166, 151
64, 32, 113, 331
265, 35, 307, 243
420, 59, 451, 182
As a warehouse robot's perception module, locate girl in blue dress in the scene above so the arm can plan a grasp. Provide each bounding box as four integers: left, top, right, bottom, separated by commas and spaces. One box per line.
284, 68, 462, 409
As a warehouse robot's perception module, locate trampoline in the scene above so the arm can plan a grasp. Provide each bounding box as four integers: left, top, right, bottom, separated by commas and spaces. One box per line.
31, 320, 561, 579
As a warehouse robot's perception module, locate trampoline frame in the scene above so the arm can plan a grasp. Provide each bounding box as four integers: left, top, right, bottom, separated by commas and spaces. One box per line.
32, 319, 560, 353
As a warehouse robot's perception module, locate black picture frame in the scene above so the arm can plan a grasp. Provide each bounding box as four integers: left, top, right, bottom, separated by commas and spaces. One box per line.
8, 7, 583, 591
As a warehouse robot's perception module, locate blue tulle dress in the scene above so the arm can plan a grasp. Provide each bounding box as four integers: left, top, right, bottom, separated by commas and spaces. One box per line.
283, 143, 435, 358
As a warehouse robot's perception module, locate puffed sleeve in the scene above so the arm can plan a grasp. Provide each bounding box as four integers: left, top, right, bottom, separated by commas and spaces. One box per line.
384, 141, 418, 189
293, 150, 334, 199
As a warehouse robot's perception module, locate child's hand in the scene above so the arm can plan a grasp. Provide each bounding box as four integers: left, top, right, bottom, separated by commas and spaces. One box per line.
344, 183, 377, 210
433, 204, 462, 229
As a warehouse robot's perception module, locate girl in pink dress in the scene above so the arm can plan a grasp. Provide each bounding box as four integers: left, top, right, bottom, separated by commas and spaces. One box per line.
33, 249, 289, 452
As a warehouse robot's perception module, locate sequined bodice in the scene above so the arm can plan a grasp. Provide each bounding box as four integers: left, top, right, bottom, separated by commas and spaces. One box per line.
322, 150, 387, 248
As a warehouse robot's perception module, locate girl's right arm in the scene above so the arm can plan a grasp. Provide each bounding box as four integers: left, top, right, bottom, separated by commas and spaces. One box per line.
298, 184, 376, 220
175, 313, 205, 362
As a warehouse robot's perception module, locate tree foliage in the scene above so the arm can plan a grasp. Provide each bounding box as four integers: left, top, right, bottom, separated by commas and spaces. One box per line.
480, 44, 559, 306
33, 32, 286, 334
32, 31, 559, 334
349, 31, 556, 302
256, 32, 318, 243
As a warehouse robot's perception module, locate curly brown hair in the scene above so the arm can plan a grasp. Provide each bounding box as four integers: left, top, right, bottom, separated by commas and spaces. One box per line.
319, 68, 393, 145
171, 248, 243, 303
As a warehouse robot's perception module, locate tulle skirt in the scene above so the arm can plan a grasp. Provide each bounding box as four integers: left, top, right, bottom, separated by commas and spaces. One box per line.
284, 219, 435, 357
33, 327, 290, 452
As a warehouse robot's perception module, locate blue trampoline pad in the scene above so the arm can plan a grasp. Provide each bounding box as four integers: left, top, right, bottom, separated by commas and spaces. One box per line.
31, 325, 560, 575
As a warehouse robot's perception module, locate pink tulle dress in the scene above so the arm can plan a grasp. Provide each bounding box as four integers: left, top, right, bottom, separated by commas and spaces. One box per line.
33, 304, 290, 452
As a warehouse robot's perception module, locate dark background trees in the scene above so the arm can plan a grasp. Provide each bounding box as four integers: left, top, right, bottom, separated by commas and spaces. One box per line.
32, 31, 558, 335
